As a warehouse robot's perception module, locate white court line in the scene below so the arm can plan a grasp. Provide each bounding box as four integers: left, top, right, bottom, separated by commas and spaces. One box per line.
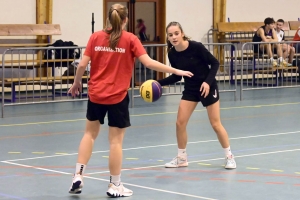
2, 130, 300, 163
1, 161, 216, 200
2, 149, 300, 199
85, 148, 300, 175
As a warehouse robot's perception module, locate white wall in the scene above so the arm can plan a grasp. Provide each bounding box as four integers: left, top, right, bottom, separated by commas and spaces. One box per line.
166, 0, 213, 43
52, 0, 103, 46
0, 0, 299, 46
227, 0, 300, 22
0, 0, 36, 23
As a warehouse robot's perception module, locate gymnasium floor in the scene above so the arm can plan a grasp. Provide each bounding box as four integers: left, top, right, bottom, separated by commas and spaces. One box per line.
0, 88, 299, 200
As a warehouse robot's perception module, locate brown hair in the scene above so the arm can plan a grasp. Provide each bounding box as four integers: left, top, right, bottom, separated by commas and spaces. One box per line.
264, 17, 275, 25
105, 4, 128, 50
166, 22, 190, 52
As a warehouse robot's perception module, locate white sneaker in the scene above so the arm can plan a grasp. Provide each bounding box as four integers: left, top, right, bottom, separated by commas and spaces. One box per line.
165, 155, 188, 168
225, 155, 236, 169
69, 174, 83, 194
107, 183, 133, 197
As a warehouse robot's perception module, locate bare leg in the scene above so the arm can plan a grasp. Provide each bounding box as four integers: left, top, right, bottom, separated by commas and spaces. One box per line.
108, 127, 125, 175
176, 100, 198, 149
77, 120, 100, 164
260, 43, 273, 58
206, 101, 229, 148
281, 44, 288, 60
289, 46, 295, 63
275, 43, 283, 58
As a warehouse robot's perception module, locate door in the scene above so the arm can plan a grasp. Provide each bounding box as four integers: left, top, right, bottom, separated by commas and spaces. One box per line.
103, 0, 166, 86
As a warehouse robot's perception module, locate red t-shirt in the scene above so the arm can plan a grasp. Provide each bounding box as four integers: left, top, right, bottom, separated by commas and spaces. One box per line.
84, 30, 147, 104
293, 28, 300, 41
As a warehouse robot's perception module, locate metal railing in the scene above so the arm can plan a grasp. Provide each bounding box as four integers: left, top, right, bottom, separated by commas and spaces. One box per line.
1, 43, 239, 117
239, 41, 300, 100
130, 43, 238, 107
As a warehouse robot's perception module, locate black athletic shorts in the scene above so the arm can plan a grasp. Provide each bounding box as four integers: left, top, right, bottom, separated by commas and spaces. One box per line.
181, 83, 219, 107
86, 93, 130, 128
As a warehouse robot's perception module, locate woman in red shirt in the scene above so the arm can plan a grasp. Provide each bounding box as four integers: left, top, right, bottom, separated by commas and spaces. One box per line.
68, 3, 193, 198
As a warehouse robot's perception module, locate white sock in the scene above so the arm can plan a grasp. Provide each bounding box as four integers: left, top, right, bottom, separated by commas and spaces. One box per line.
178, 148, 187, 156
110, 174, 121, 186
279, 57, 283, 62
270, 57, 274, 62
224, 146, 233, 157
75, 163, 86, 175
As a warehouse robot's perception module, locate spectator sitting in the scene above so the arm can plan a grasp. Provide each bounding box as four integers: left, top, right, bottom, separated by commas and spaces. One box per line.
275, 19, 294, 65
252, 17, 288, 67
292, 26, 300, 53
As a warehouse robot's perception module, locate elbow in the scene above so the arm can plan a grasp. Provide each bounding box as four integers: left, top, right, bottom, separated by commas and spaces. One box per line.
142, 59, 153, 69
77, 64, 87, 70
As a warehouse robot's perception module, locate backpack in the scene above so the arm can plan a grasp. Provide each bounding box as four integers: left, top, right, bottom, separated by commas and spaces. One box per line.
43, 40, 81, 67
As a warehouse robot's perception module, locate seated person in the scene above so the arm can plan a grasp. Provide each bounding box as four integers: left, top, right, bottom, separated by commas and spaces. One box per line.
275, 19, 295, 65
292, 26, 300, 67
252, 17, 288, 67
292, 26, 300, 53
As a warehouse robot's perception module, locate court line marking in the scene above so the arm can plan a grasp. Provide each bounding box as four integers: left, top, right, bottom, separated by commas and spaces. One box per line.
1, 161, 216, 200
2, 149, 300, 199
1, 101, 299, 127
84, 148, 300, 175
2, 130, 300, 162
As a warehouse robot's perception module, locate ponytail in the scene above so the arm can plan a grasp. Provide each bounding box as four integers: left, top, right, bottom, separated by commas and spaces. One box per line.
105, 4, 128, 50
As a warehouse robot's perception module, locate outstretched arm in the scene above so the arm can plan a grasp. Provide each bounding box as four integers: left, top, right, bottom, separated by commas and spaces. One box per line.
138, 54, 193, 78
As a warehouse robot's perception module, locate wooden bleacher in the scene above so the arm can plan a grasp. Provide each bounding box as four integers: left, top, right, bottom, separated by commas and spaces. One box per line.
217, 21, 292, 43
0, 24, 87, 102
289, 21, 300, 31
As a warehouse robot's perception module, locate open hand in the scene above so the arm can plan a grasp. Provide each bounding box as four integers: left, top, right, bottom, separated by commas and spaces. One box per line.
200, 82, 210, 98
174, 69, 193, 77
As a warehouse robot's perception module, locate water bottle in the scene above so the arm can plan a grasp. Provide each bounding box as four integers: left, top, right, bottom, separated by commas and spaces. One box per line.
51, 50, 55, 60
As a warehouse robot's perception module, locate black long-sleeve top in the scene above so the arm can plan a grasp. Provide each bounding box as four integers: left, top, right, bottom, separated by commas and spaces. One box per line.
158, 40, 219, 93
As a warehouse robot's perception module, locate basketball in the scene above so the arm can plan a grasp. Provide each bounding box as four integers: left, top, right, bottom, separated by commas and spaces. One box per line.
140, 80, 162, 102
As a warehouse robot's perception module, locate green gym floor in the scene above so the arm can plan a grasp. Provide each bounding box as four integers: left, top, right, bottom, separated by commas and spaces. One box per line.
0, 88, 299, 200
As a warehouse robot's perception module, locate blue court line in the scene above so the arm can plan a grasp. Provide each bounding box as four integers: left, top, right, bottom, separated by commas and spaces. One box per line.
0, 192, 27, 200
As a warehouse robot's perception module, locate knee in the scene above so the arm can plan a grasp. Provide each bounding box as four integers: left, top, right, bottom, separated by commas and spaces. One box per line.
210, 120, 222, 131
291, 47, 296, 53
176, 119, 187, 130
85, 131, 98, 140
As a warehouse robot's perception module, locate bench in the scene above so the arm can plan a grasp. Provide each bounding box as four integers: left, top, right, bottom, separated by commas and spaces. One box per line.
217, 21, 298, 85
0, 24, 87, 102
289, 21, 300, 31
1, 75, 89, 102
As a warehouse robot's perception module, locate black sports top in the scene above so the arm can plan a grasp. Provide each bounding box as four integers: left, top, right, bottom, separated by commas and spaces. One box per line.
158, 40, 219, 93
252, 25, 273, 42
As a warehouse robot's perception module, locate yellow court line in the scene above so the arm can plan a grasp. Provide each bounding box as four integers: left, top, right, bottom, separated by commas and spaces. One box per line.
246, 167, 260, 170
125, 158, 139, 160
55, 153, 69, 155
295, 172, 300, 174
0, 102, 299, 127
270, 169, 284, 172
32, 152, 45, 154
198, 163, 211, 166
157, 160, 164, 162
102, 156, 109, 158
8, 152, 21, 154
